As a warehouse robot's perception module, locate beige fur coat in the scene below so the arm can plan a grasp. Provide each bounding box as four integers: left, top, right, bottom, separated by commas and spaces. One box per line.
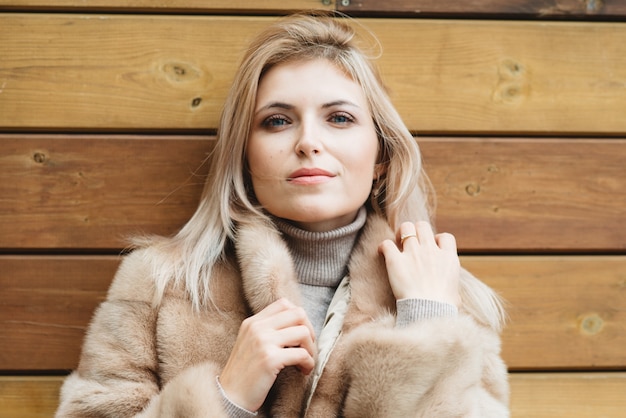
56, 213, 509, 417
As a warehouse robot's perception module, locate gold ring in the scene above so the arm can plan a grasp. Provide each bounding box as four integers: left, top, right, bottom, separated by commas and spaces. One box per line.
400, 233, 417, 245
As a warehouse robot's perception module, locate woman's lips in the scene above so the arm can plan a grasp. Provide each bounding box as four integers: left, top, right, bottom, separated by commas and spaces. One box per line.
287, 168, 335, 185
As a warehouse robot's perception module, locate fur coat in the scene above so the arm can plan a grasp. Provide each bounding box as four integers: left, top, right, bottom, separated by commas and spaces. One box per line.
56, 213, 509, 417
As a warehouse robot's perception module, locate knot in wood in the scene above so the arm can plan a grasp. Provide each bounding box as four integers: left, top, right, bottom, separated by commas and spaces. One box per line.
33, 152, 47, 164
493, 58, 529, 105
163, 62, 200, 83
579, 313, 604, 335
487, 164, 500, 173
501, 59, 524, 77
191, 97, 202, 108
465, 183, 481, 196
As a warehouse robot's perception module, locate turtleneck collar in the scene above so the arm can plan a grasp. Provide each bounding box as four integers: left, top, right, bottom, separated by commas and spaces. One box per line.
273, 206, 367, 287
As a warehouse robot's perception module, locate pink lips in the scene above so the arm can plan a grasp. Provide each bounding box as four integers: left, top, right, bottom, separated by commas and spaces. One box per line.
287, 168, 335, 185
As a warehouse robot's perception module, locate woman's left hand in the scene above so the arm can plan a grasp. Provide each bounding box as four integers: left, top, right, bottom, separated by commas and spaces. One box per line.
378, 221, 461, 306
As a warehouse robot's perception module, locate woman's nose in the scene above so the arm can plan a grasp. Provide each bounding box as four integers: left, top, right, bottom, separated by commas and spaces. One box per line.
294, 118, 323, 156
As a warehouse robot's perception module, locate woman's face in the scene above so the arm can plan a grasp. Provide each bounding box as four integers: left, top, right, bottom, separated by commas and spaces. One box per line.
247, 58, 379, 232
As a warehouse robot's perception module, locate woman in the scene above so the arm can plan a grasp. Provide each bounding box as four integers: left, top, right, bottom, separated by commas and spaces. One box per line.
56, 13, 509, 417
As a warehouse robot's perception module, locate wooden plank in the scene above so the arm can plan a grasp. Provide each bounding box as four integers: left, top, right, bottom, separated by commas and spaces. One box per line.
0, 256, 119, 370
509, 372, 626, 417
368, 19, 626, 135
1, 14, 626, 134
2, 373, 626, 417
0, 0, 333, 13
464, 256, 626, 370
1, 135, 624, 252
0, 376, 62, 418
1, 255, 624, 370
338, 0, 626, 19
0, 135, 211, 250
0, 14, 266, 131
3, 0, 625, 19
420, 137, 626, 252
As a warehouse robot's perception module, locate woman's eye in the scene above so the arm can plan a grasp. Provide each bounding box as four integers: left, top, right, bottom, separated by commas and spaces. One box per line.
329, 112, 355, 125
262, 115, 290, 128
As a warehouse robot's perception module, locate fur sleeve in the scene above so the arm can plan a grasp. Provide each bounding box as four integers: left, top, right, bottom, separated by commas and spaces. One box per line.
340, 314, 510, 417
55, 250, 231, 418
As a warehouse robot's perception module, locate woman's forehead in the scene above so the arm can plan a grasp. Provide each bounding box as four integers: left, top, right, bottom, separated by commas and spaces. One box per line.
255, 59, 367, 109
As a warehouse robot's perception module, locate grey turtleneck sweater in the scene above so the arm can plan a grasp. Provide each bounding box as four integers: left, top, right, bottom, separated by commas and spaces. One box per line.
219, 207, 457, 416
274, 207, 367, 337
275, 207, 457, 335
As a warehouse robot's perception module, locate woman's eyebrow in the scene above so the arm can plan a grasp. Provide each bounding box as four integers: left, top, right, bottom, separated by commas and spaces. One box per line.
255, 99, 360, 115
322, 100, 360, 109
255, 102, 293, 115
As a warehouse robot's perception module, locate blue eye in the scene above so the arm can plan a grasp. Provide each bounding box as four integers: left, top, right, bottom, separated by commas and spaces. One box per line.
262, 115, 290, 128
330, 112, 354, 124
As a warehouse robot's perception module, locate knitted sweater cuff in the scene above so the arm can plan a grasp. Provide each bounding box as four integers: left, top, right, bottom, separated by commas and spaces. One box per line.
216, 376, 258, 418
395, 298, 458, 328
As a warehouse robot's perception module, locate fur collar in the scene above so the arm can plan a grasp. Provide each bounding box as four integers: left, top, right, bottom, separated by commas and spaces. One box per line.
234, 211, 396, 318
233, 212, 397, 415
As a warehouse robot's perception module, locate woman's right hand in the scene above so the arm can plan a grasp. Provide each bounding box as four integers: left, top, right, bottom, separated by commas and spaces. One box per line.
218, 298, 316, 412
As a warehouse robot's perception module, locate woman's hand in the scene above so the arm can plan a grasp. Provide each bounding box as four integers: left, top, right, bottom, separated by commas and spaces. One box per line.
378, 221, 460, 306
219, 298, 316, 412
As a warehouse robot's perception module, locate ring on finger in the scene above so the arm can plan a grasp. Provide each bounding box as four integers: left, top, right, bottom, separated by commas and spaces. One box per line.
400, 233, 417, 245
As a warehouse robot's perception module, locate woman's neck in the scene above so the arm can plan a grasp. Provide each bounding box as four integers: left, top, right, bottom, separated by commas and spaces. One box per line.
273, 206, 367, 287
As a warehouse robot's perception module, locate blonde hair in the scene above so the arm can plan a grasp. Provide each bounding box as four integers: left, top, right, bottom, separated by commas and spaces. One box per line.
141, 13, 444, 313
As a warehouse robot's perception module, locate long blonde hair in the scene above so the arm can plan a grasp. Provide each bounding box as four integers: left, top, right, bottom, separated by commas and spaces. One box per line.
142, 13, 435, 311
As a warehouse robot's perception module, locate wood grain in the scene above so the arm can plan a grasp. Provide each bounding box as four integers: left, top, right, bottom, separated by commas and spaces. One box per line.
1, 14, 625, 134
509, 372, 626, 417
0, 256, 119, 370
2, 372, 626, 418
0, 14, 265, 131
2, 135, 624, 252
1, 255, 624, 370
420, 137, 626, 252
464, 256, 626, 370
2, 0, 625, 19
0, 135, 212, 250
0, 0, 333, 13
0, 376, 62, 418
338, 0, 626, 19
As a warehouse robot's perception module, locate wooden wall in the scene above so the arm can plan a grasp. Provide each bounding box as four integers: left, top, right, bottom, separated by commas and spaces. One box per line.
1, 1, 625, 416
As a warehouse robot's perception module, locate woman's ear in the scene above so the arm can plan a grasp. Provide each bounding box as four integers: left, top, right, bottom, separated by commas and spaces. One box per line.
373, 162, 387, 181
